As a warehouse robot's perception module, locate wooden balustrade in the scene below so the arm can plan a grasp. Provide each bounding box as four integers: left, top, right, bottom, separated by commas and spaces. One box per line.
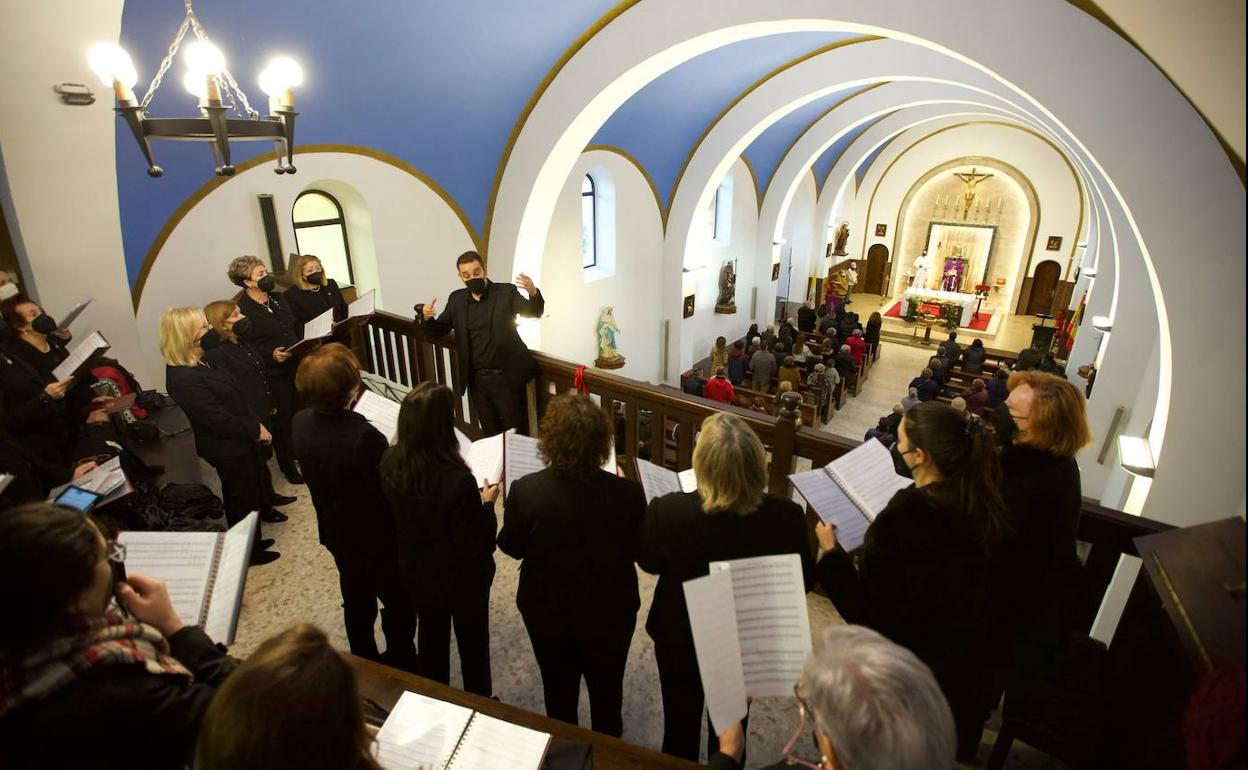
359, 310, 1172, 614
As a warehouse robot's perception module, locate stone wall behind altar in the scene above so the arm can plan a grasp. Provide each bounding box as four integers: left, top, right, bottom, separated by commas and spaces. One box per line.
893, 165, 1031, 307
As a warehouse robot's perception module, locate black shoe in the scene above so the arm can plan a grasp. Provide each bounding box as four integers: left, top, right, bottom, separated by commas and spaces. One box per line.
249, 549, 280, 566
258, 538, 275, 550
259, 509, 289, 523
282, 468, 305, 485
271, 493, 297, 506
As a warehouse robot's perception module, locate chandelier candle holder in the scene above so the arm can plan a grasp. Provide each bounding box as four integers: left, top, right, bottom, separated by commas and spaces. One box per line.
87, 0, 302, 178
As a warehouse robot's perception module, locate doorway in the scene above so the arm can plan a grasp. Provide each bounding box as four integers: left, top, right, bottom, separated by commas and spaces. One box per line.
864, 244, 888, 295
1026, 260, 1061, 315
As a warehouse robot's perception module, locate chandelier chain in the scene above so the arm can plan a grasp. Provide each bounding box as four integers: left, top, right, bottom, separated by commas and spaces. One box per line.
139, 16, 191, 110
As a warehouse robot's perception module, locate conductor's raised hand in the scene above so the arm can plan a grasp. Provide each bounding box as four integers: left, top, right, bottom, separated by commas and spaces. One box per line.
515, 273, 536, 295
421, 298, 438, 320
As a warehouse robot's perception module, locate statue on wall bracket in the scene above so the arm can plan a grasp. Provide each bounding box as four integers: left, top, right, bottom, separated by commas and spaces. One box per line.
595, 306, 625, 370
832, 221, 850, 256
715, 259, 737, 314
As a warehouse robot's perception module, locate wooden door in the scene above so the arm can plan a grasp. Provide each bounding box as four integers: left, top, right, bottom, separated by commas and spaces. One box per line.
1027, 260, 1061, 315
864, 244, 888, 295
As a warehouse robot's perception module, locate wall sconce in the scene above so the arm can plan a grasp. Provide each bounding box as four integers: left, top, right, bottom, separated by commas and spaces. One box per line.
1117, 435, 1155, 478
53, 83, 95, 105
1091, 315, 1112, 333
1082, 267, 1097, 278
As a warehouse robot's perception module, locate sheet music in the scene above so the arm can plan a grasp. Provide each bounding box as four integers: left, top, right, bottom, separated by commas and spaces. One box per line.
449, 712, 551, 770
789, 468, 871, 551
828, 439, 912, 519
503, 432, 545, 496
636, 458, 682, 505
374, 691, 474, 770
204, 513, 257, 644
59, 299, 92, 329
117, 531, 217, 627
462, 430, 506, 488
0, 473, 14, 495
49, 456, 127, 504
52, 330, 109, 381
678, 467, 698, 492
304, 307, 334, 341
354, 390, 402, 443
346, 290, 374, 319
710, 554, 812, 697
682, 568, 749, 734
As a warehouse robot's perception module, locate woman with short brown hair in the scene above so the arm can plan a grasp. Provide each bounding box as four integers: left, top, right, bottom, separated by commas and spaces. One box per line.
497, 393, 643, 736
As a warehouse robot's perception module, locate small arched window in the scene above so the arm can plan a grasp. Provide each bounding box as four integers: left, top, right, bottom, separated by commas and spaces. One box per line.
292, 190, 353, 284
712, 177, 733, 245
581, 175, 598, 269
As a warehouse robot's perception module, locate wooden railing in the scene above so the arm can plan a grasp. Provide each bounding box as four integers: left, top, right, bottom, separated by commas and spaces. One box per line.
360, 310, 1172, 615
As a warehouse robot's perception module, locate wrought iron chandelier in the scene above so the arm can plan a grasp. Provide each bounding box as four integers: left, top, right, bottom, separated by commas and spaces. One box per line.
87, 0, 303, 178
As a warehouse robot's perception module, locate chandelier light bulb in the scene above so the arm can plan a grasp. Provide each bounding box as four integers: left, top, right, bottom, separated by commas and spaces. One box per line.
184, 40, 226, 76
182, 70, 210, 99
86, 42, 138, 90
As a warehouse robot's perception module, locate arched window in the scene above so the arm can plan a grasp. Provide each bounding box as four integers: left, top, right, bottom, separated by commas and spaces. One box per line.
581, 174, 597, 268
712, 177, 733, 244
292, 190, 353, 284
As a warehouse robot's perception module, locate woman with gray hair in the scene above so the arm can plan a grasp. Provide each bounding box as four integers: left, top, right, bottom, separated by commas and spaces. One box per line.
709, 624, 956, 770
636, 412, 814, 761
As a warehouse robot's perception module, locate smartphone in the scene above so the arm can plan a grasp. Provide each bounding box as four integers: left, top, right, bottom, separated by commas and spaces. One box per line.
54, 485, 102, 512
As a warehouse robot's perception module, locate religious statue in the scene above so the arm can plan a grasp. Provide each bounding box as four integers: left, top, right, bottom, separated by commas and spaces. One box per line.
832, 221, 850, 256
912, 249, 931, 290
715, 259, 737, 314
953, 167, 993, 219
595, 306, 625, 369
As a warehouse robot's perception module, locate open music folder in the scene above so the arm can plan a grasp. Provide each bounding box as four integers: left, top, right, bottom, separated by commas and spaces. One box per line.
635, 458, 698, 505
374, 690, 551, 770
58, 298, 92, 329
52, 330, 110, 381
48, 455, 130, 507
682, 553, 812, 734
355, 389, 403, 443
788, 439, 913, 552
333, 289, 375, 332
499, 431, 617, 496
117, 512, 258, 645
285, 307, 335, 355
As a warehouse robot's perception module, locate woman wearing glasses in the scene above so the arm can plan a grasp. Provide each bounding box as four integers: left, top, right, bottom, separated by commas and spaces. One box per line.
814, 402, 1005, 762
0, 502, 235, 769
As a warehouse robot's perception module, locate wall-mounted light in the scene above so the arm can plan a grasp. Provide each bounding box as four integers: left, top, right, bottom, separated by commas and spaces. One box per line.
53, 83, 95, 105
1082, 267, 1097, 278
1117, 435, 1155, 478
1091, 315, 1112, 332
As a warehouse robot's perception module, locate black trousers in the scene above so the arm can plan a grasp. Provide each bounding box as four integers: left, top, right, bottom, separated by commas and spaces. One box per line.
417, 582, 493, 696
267, 370, 297, 473
653, 638, 747, 762
331, 550, 418, 671
468, 369, 527, 437
526, 616, 635, 737
206, 445, 266, 544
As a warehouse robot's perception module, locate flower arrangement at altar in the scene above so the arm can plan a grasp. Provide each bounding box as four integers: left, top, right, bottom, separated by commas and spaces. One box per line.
903, 300, 962, 329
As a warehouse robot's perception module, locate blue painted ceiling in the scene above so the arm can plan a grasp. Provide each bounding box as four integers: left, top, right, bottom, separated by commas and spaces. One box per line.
813, 121, 873, 193
855, 135, 899, 189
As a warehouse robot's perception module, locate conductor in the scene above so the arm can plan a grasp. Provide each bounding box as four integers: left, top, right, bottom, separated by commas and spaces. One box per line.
416, 251, 545, 436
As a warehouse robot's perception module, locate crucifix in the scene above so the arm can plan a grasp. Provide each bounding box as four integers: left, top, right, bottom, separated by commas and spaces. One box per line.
953, 167, 993, 219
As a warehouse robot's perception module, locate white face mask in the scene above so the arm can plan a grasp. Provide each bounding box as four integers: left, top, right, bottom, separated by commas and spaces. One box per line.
0, 281, 19, 301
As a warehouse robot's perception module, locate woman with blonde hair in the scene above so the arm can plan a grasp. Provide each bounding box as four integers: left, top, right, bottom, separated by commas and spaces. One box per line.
636, 412, 814, 761
283, 254, 350, 344
161, 307, 278, 564
194, 624, 382, 770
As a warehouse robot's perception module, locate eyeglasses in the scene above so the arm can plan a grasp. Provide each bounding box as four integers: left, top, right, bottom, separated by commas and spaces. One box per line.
107, 540, 127, 564
781, 683, 825, 770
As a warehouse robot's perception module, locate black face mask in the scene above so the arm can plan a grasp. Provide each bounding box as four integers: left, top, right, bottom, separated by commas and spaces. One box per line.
305, 271, 324, 286
255, 274, 276, 293
890, 445, 914, 479
465, 277, 486, 295
31, 314, 58, 335
200, 328, 223, 351
231, 316, 253, 337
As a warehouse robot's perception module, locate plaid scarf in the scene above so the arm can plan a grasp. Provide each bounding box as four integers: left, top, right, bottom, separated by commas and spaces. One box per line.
0, 612, 192, 717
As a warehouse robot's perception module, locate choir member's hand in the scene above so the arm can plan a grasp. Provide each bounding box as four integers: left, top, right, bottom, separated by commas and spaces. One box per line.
72, 459, 98, 479
515, 273, 536, 295
717, 721, 746, 762
258, 424, 272, 444
43, 379, 73, 400
815, 521, 838, 553
421, 299, 437, 320
52, 328, 72, 341
272, 347, 291, 363
116, 573, 185, 638
85, 407, 111, 425
481, 479, 500, 504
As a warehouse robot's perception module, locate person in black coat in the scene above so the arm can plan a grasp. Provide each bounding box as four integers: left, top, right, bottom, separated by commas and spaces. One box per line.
0, 340, 75, 484
498, 393, 644, 737
864, 310, 882, 354
227, 256, 304, 484
909, 368, 940, 402
0, 503, 235, 770
160, 307, 278, 564
636, 412, 815, 761
381, 382, 498, 696
797, 301, 817, 333
814, 402, 1007, 762
283, 254, 351, 344
962, 337, 988, 373
292, 345, 416, 669
416, 251, 544, 436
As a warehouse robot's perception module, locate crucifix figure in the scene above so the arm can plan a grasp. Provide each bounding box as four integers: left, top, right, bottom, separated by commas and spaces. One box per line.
953, 167, 993, 219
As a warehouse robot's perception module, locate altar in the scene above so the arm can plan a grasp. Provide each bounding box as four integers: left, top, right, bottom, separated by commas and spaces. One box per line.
902, 288, 979, 327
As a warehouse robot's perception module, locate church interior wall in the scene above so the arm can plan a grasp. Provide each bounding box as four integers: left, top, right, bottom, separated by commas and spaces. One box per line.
780, 171, 818, 306
538, 150, 665, 383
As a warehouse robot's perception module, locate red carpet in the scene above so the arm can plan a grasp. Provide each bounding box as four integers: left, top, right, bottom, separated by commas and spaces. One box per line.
883, 301, 993, 332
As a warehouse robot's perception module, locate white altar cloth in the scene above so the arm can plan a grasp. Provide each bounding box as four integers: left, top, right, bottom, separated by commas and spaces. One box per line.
902, 288, 977, 327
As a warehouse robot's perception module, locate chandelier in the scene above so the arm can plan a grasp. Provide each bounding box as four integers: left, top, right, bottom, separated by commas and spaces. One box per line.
86, 0, 303, 178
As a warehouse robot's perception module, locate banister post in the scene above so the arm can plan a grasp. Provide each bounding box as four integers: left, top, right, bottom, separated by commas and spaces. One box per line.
769, 416, 796, 496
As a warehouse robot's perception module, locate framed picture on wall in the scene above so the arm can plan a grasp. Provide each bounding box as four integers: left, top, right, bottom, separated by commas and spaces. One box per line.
1046, 236, 1063, 251
682, 294, 696, 318
771, 262, 780, 281
874, 223, 887, 237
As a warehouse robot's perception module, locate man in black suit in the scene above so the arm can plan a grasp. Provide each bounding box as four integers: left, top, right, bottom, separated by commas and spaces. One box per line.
416, 251, 545, 436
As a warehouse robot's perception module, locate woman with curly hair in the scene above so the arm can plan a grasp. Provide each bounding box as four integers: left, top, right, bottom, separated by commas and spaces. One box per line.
497, 393, 644, 737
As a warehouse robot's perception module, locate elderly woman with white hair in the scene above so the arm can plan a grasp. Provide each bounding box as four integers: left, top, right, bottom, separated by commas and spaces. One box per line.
636, 412, 814, 762
709, 624, 956, 770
